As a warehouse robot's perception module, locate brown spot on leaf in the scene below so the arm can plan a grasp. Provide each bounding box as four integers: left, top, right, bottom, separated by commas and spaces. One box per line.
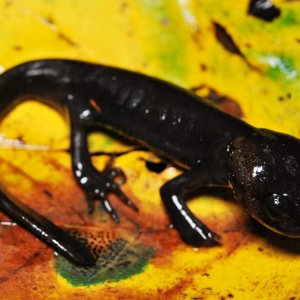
120, 2, 128, 12
199, 63, 208, 71
58, 32, 78, 47
43, 16, 56, 26
191, 84, 244, 119
43, 190, 53, 198
161, 278, 193, 298
13, 45, 22, 51
278, 93, 292, 101
212, 21, 243, 56
4, 0, 12, 7
212, 21, 261, 72
191, 26, 203, 50
161, 18, 170, 26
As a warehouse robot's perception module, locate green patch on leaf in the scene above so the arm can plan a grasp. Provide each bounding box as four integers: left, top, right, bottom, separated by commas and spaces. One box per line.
260, 55, 299, 81
139, 0, 188, 82
278, 9, 298, 27
55, 238, 155, 286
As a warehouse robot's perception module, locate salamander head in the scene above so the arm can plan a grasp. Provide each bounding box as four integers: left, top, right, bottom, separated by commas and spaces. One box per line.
227, 129, 300, 237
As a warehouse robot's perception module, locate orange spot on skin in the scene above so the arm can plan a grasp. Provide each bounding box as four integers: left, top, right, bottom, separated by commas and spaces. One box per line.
90, 98, 102, 112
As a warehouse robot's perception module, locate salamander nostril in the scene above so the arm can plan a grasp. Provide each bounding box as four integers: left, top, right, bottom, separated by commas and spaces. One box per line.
265, 194, 292, 221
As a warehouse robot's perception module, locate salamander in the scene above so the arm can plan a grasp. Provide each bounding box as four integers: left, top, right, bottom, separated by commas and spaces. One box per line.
0, 59, 299, 266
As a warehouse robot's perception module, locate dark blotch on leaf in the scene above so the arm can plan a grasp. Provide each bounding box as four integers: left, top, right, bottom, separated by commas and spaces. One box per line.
212, 22, 243, 56
191, 85, 244, 119
13, 45, 22, 51
43, 190, 53, 198
212, 21, 260, 72
248, 0, 281, 22
145, 160, 167, 173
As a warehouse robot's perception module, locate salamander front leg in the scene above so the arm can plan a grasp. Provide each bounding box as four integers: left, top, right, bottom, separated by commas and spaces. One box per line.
69, 103, 138, 222
160, 169, 228, 246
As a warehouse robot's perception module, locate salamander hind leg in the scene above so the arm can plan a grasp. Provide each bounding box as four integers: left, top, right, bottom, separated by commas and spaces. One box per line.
160, 169, 227, 247
68, 99, 138, 222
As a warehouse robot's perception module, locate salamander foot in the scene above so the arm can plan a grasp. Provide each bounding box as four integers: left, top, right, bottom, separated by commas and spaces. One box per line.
175, 219, 222, 247
78, 162, 138, 221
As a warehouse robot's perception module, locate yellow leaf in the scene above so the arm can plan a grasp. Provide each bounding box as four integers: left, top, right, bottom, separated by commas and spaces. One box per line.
0, 0, 299, 299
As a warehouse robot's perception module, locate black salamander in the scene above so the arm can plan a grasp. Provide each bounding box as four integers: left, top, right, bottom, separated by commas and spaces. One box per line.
0, 59, 299, 266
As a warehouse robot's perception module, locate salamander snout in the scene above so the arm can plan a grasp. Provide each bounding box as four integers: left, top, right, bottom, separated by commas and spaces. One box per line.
226, 129, 300, 237
263, 192, 300, 236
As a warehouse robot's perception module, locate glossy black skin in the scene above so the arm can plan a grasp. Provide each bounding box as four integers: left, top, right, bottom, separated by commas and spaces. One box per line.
0, 59, 299, 266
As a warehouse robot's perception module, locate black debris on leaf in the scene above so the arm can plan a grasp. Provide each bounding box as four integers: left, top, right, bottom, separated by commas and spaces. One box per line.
145, 160, 167, 173
212, 21, 243, 56
248, 0, 281, 22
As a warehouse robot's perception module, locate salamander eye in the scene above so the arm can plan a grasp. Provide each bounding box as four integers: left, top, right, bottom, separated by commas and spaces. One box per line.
264, 194, 292, 221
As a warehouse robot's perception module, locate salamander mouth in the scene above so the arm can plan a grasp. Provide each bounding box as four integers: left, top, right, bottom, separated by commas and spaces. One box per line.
270, 226, 300, 238
255, 217, 300, 238
260, 192, 300, 238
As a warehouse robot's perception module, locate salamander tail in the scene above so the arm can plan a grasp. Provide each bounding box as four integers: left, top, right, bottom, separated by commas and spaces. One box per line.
0, 188, 96, 266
